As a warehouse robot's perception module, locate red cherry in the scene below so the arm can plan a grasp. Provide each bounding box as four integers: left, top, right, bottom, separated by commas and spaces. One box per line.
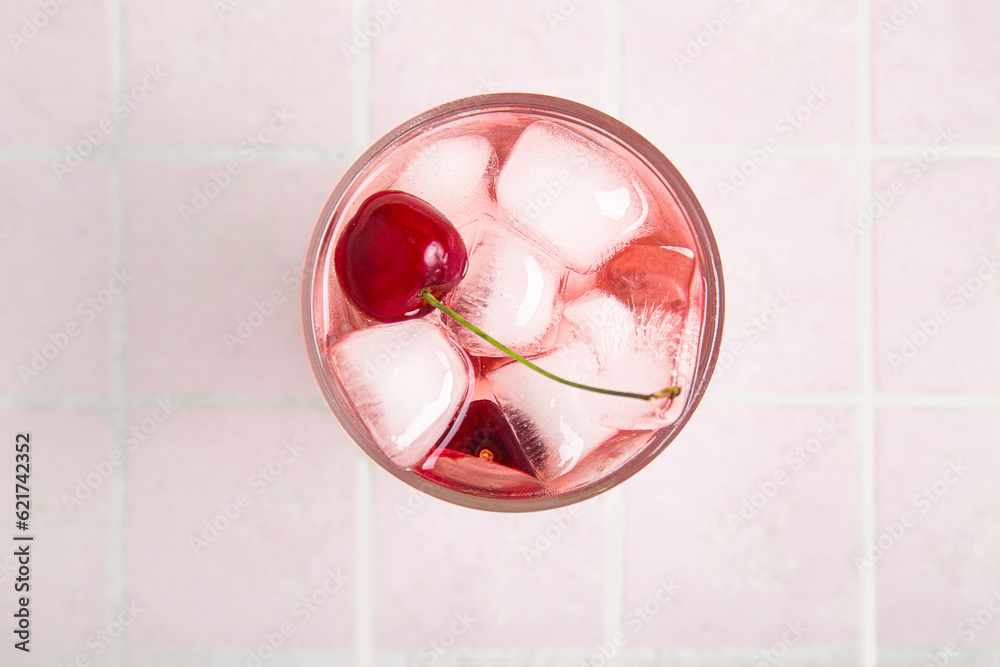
442, 400, 535, 477
334, 191, 468, 323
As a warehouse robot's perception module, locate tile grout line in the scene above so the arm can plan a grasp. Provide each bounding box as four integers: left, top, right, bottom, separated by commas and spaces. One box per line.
352, 0, 373, 153
107, 0, 128, 666
603, 0, 627, 650
604, 0, 624, 120
89, 645, 1000, 666
352, 0, 374, 665
857, 0, 878, 664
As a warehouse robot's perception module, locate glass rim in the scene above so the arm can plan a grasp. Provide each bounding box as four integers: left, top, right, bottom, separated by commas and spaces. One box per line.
300, 92, 725, 512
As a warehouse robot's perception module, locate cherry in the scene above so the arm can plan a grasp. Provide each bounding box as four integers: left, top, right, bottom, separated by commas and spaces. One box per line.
442, 400, 536, 477
334, 190, 468, 323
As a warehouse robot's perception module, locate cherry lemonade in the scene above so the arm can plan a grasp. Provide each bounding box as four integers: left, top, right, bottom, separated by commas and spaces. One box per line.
302, 95, 723, 511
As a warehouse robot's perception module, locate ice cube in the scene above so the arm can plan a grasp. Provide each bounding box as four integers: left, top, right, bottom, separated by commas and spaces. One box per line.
442, 230, 566, 357
393, 134, 498, 230
598, 244, 696, 314
488, 347, 616, 481
543, 430, 657, 496
328, 320, 473, 469
561, 291, 684, 430
496, 121, 654, 273
558, 289, 637, 363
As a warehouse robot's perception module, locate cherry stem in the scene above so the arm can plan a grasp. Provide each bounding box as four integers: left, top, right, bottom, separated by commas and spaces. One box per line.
419, 289, 681, 402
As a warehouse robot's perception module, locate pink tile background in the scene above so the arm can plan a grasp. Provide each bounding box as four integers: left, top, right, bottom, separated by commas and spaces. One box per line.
2, 0, 998, 665
123, 159, 346, 398
626, 407, 860, 648
877, 410, 1000, 649
373, 475, 606, 649
874, 0, 1000, 143
371, 0, 610, 138
125, 410, 355, 662
875, 160, 1000, 391
0, 163, 113, 397
123, 0, 354, 147
0, 0, 110, 147
623, 0, 857, 147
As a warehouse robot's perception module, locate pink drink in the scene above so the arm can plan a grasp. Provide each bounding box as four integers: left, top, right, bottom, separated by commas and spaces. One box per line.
302, 95, 723, 511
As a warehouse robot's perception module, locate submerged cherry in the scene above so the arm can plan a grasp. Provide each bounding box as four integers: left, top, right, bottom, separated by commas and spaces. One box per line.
334, 190, 468, 323
443, 400, 535, 477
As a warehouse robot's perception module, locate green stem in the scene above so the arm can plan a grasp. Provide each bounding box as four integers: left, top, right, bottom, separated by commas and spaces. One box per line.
420, 289, 681, 402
